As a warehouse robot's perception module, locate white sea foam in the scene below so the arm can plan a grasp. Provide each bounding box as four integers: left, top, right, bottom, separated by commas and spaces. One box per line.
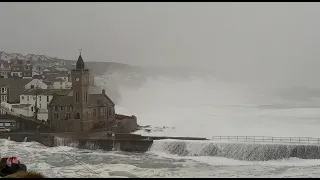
3, 138, 320, 177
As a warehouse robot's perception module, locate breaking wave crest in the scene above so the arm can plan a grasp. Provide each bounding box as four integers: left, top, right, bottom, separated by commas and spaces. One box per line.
53, 137, 101, 150
150, 140, 320, 161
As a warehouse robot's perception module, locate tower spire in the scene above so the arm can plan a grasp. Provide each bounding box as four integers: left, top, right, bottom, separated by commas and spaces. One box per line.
76, 49, 85, 70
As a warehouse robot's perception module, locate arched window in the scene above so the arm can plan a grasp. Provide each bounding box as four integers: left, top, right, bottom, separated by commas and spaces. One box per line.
74, 112, 80, 119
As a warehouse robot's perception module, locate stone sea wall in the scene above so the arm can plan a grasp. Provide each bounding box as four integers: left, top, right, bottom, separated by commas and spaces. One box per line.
0, 132, 153, 153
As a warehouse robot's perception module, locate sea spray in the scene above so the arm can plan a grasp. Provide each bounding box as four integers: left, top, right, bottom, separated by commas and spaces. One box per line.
54, 137, 79, 148
53, 137, 101, 150
149, 140, 320, 161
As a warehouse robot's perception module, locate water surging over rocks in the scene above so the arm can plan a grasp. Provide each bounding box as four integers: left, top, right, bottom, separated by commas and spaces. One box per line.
150, 140, 320, 161
53, 137, 101, 150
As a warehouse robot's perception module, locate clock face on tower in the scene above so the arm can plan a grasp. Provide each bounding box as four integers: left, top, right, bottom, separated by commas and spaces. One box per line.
75, 77, 79, 82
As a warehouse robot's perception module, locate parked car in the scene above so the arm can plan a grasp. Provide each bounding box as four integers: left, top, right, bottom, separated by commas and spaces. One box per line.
0, 127, 10, 132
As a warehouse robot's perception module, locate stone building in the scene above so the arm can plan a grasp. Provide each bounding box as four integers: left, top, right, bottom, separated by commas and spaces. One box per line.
0, 78, 31, 115
48, 54, 116, 132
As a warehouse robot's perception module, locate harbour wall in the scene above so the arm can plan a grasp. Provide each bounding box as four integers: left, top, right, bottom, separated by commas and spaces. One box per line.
0, 132, 153, 153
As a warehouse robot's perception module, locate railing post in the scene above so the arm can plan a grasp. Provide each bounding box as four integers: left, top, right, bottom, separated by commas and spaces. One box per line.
237, 136, 238, 141
299, 137, 300, 143
246, 136, 247, 141
272, 137, 273, 142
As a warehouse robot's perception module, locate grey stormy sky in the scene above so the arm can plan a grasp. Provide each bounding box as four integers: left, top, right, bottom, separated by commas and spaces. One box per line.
0, 2, 320, 87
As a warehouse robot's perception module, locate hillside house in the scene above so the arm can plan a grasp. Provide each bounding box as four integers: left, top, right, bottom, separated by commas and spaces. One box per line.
0, 61, 11, 78
52, 79, 72, 89
20, 89, 72, 121
10, 58, 32, 78
0, 78, 31, 114
25, 79, 48, 90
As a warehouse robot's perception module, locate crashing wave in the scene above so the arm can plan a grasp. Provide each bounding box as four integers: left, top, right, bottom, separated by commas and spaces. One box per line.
53, 137, 101, 150
150, 140, 320, 161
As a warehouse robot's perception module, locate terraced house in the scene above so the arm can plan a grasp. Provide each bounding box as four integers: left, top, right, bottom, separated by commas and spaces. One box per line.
19, 89, 72, 121
48, 54, 116, 132
10, 58, 32, 78
0, 78, 31, 115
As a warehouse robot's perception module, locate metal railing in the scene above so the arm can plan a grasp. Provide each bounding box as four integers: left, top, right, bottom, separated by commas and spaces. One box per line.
212, 136, 320, 144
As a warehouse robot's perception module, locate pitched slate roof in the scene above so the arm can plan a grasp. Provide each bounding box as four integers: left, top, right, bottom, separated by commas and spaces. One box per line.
23, 89, 72, 96
49, 93, 114, 107
48, 95, 73, 106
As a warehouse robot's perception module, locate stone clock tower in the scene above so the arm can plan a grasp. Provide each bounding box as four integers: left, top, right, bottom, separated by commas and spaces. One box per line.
71, 52, 90, 131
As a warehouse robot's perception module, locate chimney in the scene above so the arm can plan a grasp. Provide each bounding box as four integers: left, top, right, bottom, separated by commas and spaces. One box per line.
102, 89, 105, 95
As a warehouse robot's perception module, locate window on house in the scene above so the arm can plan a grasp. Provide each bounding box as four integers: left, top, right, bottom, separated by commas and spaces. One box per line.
39, 103, 42, 108
47, 96, 49, 102
109, 107, 112, 115
39, 96, 42, 101
1, 95, 7, 102
33, 96, 36, 101
104, 107, 107, 116
75, 92, 79, 103
21, 96, 24, 100
85, 92, 88, 103
1, 87, 7, 94
54, 113, 59, 120
27, 96, 29, 101
74, 113, 80, 119
55, 106, 58, 111
31, 106, 34, 112
93, 108, 96, 117
100, 108, 104, 116
60, 106, 63, 111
